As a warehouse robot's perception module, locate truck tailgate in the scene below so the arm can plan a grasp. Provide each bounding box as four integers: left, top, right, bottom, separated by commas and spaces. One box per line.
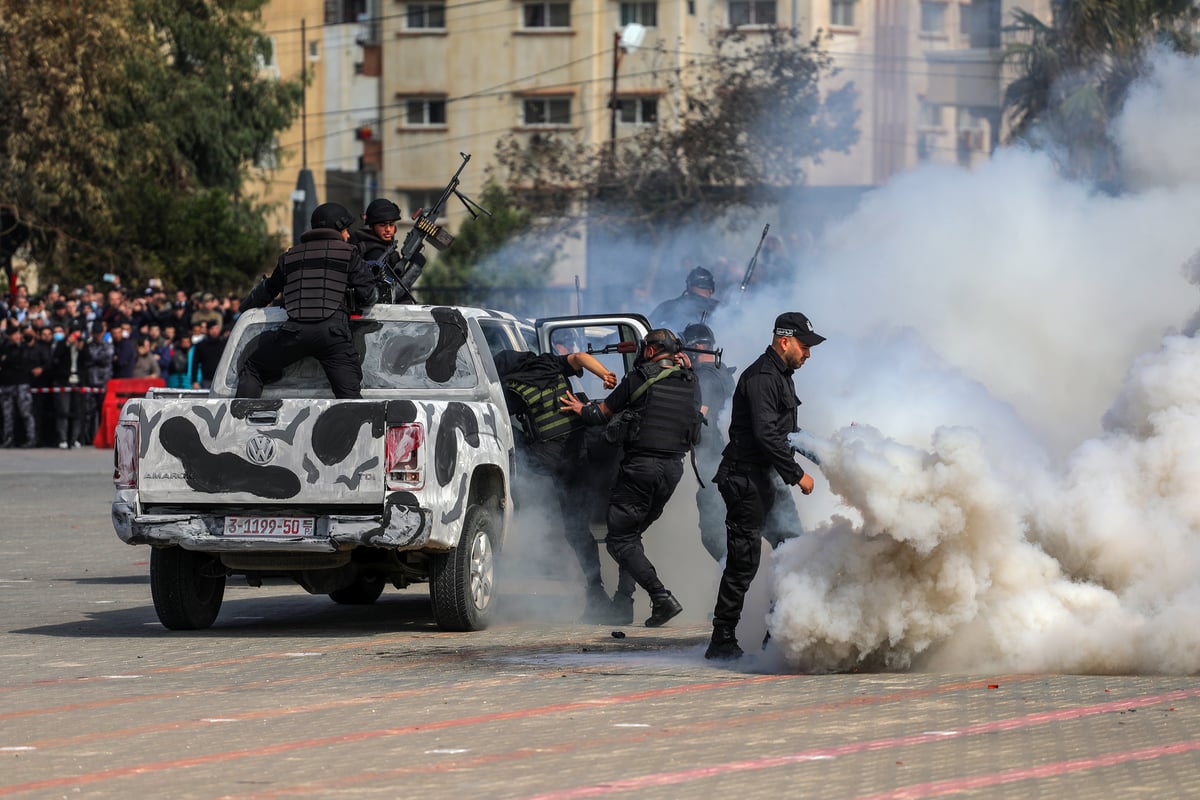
135, 398, 388, 505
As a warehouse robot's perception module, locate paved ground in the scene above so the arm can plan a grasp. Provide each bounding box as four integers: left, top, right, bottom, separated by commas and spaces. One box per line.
1, 448, 1198, 798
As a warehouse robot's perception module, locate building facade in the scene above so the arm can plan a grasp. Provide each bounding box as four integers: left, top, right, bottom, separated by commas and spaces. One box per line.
258, 0, 1050, 284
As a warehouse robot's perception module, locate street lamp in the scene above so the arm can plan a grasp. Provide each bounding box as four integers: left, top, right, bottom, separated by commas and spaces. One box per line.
608, 23, 646, 159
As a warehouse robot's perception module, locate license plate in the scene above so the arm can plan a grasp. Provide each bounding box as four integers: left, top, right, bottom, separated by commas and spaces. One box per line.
224, 516, 316, 537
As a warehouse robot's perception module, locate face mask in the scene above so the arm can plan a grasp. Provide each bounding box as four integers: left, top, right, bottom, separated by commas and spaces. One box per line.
53, 332, 65, 342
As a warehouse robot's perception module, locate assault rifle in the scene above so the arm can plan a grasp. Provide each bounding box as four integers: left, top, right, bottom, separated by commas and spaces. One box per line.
587, 339, 723, 367
738, 223, 771, 297
377, 152, 492, 303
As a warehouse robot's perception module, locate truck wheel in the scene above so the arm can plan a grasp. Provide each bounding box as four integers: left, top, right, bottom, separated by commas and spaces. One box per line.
150, 547, 226, 630
429, 503, 496, 631
329, 575, 386, 605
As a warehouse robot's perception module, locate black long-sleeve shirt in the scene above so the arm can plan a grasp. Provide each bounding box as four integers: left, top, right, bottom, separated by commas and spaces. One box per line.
721, 346, 804, 486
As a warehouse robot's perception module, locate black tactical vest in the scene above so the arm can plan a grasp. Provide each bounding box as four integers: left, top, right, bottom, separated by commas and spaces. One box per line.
630, 362, 698, 455
281, 239, 354, 321
508, 374, 584, 442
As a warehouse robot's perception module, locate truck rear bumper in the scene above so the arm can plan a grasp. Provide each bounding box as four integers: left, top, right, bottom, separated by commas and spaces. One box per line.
112, 501, 433, 552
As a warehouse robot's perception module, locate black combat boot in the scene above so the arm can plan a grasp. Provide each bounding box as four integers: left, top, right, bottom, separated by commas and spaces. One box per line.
705, 624, 744, 660
645, 591, 682, 628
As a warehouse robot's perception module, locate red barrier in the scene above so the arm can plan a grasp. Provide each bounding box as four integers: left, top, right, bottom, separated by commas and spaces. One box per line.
93, 377, 166, 448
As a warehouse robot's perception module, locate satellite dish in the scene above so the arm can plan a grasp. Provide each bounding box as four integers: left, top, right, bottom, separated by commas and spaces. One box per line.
620, 23, 646, 53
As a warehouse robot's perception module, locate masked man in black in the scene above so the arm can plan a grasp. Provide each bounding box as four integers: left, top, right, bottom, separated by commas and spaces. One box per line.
560, 329, 702, 628
351, 198, 425, 304
236, 203, 378, 399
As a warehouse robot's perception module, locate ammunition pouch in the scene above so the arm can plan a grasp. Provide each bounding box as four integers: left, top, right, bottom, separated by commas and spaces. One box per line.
604, 408, 641, 446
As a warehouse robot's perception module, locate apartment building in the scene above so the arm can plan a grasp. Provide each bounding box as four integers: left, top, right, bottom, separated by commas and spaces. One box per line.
259, 0, 1049, 283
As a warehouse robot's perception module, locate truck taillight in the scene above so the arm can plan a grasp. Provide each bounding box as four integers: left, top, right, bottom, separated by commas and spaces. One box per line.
113, 421, 139, 489
385, 423, 424, 490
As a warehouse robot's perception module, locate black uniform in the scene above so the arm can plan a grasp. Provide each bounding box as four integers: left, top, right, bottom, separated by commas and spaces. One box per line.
648, 291, 719, 336
597, 357, 701, 610
494, 350, 609, 602
350, 228, 424, 304
236, 228, 377, 399
712, 347, 805, 631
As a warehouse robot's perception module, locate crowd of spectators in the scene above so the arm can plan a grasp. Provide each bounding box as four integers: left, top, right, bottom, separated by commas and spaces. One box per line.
0, 280, 238, 449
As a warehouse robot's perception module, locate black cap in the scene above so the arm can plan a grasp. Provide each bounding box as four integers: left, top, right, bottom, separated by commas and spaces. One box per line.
311, 202, 356, 232
686, 266, 715, 291
773, 312, 824, 346
363, 198, 402, 226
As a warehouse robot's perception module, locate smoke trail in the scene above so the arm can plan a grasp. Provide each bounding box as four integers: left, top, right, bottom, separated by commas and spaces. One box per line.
759, 51, 1200, 674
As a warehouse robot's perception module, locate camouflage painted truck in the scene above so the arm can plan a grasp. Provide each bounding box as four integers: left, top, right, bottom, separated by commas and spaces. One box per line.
110, 304, 651, 631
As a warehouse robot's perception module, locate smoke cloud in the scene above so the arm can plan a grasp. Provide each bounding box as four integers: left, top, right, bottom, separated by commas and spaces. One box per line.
743, 51, 1200, 674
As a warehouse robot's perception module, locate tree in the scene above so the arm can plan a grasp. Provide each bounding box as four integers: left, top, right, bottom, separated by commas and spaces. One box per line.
0, 0, 302, 292
494, 27, 859, 234
1003, 0, 1200, 181
419, 182, 560, 313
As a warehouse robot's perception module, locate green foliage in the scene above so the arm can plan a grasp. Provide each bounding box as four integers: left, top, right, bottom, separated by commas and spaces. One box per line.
494, 27, 859, 233
419, 183, 557, 305
1004, 0, 1200, 180
0, 0, 302, 292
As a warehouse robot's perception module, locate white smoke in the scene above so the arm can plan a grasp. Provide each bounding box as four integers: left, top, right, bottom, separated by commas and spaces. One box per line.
757, 51, 1200, 674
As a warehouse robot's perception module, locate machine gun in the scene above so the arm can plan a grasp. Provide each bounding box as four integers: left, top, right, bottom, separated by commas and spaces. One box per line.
376, 152, 492, 304
738, 223, 771, 297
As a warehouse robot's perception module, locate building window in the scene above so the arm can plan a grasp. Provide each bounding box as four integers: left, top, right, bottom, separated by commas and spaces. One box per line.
406, 2, 446, 29
326, 0, 367, 25
403, 189, 444, 217
729, 0, 776, 26
403, 99, 447, 126
618, 97, 658, 125
620, 2, 657, 26
830, 0, 855, 27
523, 2, 570, 28
522, 98, 572, 126
920, 1, 946, 34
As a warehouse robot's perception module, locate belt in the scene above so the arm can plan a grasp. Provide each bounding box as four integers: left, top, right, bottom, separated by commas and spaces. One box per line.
721, 459, 768, 475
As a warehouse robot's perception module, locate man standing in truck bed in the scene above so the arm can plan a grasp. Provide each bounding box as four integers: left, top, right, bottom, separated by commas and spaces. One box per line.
236, 203, 378, 399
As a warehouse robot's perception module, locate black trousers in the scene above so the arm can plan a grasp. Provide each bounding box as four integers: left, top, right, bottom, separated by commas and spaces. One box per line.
712, 463, 778, 628
605, 452, 684, 598
236, 317, 362, 399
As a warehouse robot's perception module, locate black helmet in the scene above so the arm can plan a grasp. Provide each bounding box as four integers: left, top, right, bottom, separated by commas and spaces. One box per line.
363, 198, 401, 226
681, 323, 716, 349
686, 266, 715, 292
311, 203, 356, 232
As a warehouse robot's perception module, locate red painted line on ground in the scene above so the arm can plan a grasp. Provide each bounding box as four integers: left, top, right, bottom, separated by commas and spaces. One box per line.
854, 740, 1200, 800
223, 676, 1036, 799
518, 686, 1200, 800
0, 675, 789, 796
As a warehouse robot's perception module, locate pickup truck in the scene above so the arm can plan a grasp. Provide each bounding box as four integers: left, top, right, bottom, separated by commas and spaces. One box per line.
111, 304, 649, 632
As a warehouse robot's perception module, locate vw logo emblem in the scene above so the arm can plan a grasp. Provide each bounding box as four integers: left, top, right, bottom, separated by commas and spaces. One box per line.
245, 435, 277, 465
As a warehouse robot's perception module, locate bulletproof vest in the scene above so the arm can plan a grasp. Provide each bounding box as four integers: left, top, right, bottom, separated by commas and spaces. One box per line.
508, 374, 583, 442
281, 239, 354, 321
630, 361, 698, 455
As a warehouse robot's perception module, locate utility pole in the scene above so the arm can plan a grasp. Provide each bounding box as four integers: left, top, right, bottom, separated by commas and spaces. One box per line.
607, 24, 645, 161
292, 18, 316, 244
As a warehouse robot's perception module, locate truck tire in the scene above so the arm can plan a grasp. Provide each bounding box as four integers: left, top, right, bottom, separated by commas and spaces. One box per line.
329, 575, 386, 605
429, 503, 496, 631
150, 547, 226, 630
